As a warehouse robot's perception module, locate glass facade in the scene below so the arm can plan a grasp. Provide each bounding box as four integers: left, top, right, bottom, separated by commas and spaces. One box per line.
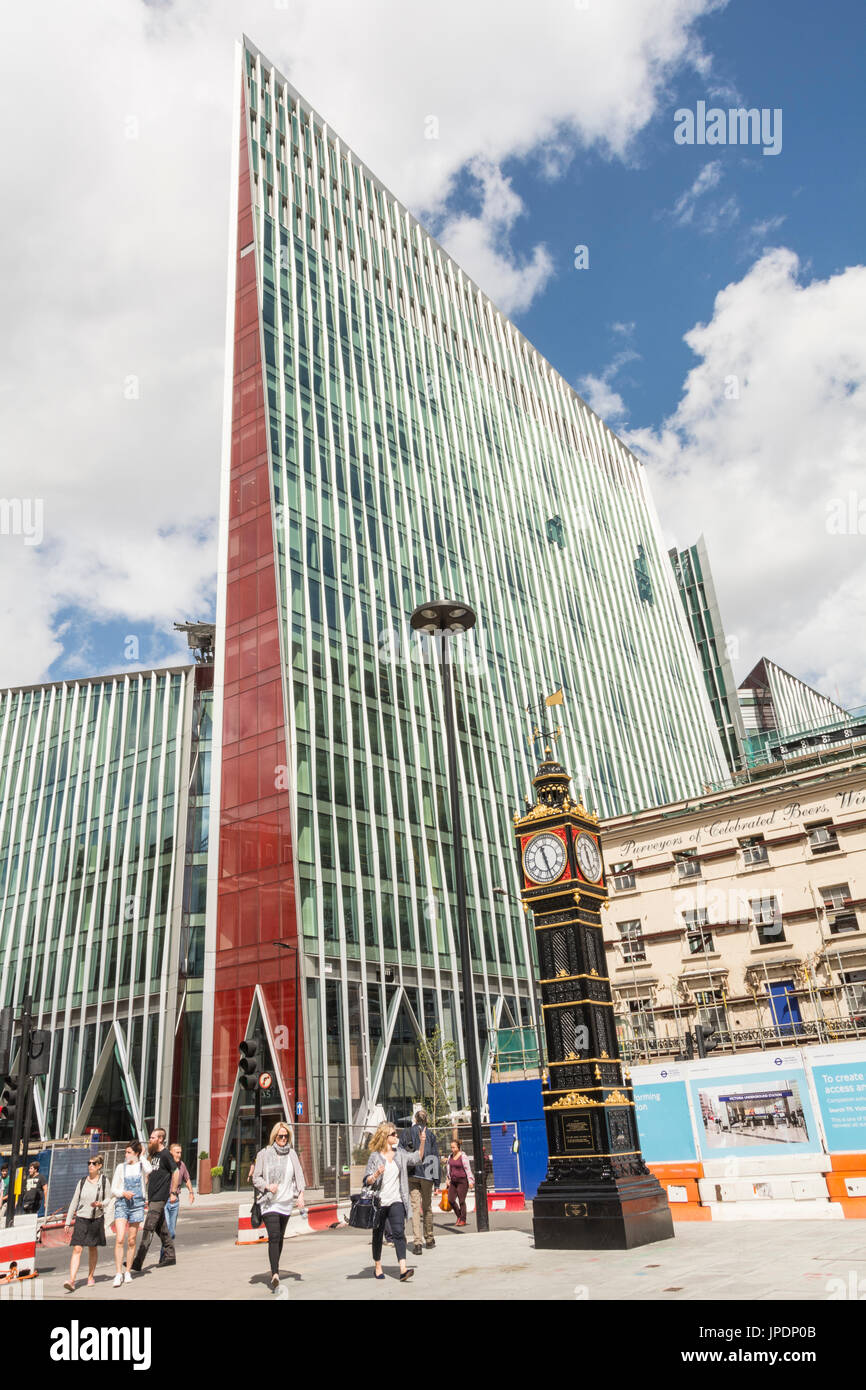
669, 536, 745, 773
0, 666, 207, 1148
207, 39, 730, 1147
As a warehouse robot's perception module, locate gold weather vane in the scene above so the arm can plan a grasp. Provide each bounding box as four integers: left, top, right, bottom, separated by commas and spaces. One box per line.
524, 685, 565, 764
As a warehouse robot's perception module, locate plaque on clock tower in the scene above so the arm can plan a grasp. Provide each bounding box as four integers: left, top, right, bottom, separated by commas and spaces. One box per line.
513, 745, 674, 1250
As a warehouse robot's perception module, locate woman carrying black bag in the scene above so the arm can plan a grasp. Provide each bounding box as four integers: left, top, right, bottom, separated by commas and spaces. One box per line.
363, 1121, 420, 1283
63, 1155, 110, 1291
252, 1121, 306, 1292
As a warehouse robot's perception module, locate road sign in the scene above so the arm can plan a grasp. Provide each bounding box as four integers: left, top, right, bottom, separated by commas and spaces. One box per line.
258, 1072, 273, 1091
296, 1101, 303, 1117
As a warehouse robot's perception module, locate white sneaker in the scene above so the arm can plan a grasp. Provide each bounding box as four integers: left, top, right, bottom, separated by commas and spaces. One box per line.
113, 1273, 123, 1288
124, 1271, 132, 1283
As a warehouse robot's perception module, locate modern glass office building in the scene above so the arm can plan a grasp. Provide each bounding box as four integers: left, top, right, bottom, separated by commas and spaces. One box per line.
0, 663, 211, 1152
203, 37, 730, 1160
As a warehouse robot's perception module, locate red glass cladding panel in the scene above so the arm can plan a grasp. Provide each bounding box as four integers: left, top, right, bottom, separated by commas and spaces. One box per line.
210, 87, 306, 1158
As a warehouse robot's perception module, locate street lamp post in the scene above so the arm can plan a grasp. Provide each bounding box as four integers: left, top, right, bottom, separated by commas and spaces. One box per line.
275, 942, 300, 1129
411, 600, 489, 1233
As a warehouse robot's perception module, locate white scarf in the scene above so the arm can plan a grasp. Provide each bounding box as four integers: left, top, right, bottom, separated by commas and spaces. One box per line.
261, 1144, 301, 1208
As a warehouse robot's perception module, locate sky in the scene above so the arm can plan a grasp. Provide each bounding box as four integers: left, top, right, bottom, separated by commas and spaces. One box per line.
0, 0, 864, 707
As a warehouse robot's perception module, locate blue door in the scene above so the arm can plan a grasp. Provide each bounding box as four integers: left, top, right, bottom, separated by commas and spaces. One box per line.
768, 981, 802, 1036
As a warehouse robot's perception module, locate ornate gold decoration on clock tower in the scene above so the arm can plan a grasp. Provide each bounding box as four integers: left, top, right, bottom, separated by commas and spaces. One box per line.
513, 745, 674, 1249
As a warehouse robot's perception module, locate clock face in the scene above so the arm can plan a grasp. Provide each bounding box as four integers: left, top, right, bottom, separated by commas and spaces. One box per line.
575, 832, 602, 883
523, 833, 567, 884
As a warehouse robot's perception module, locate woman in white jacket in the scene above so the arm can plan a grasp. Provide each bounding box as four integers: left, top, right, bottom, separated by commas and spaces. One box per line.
109, 1141, 152, 1287
252, 1121, 307, 1292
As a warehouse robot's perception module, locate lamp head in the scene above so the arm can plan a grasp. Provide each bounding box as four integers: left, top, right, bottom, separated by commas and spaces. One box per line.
410, 600, 477, 635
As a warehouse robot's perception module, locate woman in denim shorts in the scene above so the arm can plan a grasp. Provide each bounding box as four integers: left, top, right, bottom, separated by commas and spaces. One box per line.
109, 1141, 152, 1287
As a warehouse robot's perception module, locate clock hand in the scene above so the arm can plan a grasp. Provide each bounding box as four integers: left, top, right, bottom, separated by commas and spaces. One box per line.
539, 845, 551, 873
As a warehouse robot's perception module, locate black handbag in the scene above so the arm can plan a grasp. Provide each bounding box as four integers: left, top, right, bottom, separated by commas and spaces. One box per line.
348, 1186, 380, 1229
250, 1193, 264, 1229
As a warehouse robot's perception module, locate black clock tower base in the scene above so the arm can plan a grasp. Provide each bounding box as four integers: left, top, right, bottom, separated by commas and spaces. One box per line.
532, 1174, 674, 1250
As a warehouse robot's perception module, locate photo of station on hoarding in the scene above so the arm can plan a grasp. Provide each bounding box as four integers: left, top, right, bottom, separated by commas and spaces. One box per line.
698, 1081, 809, 1147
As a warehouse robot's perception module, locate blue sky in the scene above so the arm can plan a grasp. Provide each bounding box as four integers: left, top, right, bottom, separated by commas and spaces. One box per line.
512, 0, 864, 427
1, 0, 864, 706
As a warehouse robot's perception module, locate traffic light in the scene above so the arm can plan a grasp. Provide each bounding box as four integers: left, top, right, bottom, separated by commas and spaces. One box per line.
695, 1024, 719, 1058
237, 1039, 261, 1091
27, 1029, 50, 1076
0, 1008, 12, 1076
0, 1076, 21, 1125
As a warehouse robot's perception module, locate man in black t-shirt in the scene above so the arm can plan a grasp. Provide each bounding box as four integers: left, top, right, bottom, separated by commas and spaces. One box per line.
130, 1127, 179, 1272
20, 1161, 48, 1216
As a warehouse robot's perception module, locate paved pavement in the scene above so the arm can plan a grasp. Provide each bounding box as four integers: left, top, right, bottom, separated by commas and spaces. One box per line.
31, 1203, 866, 1301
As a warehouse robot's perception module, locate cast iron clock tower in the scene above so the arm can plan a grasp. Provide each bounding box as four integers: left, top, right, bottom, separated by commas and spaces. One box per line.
513, 743, 674, 1249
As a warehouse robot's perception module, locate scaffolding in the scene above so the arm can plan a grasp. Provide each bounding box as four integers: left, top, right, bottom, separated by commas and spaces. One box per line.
613, 968, 866, 1064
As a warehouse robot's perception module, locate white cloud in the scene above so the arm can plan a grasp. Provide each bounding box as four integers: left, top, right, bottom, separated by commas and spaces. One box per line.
624, 248, 866, 708
578, 337, 640, 425
667, 160, 741, 236
436, 160, 554, 315
578, 375, 629, 423
0, 0, 725, 684
741, 213, 787, 257
671, 159, 724, 223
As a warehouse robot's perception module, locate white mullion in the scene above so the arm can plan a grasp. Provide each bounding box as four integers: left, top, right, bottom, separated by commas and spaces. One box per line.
85, 681, 114, 1064
153, 670, 182, 1124
39, 686, 76, 1091
2, 691, 36, 1005
33, 688, 62, 1024
18, 690, 49, 1004
116, 678, 137, 1057
65, 683, 93, 1103
330, 132, 376, 1107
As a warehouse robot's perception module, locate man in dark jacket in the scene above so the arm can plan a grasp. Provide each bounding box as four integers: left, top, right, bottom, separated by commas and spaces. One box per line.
400, 1109, 440, 1254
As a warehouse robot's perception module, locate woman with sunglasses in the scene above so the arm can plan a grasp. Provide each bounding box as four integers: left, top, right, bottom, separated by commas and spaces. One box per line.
364, 1121, 421, 1283
252, 1121, 307, 1292
63, 1155, 109, 1291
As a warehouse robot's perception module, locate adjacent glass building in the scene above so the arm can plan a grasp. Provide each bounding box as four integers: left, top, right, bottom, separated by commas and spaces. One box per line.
0, 663, 211, 1154
669, 536, 746, 774
738, 657, 849, 765
739, 657, 846, 740
203, 37, 730, 1161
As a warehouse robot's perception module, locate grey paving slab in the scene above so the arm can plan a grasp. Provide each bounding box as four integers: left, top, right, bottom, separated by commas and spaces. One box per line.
31, 1206, 866, 1302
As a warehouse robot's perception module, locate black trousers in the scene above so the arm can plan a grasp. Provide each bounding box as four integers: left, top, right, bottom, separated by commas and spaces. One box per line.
133, 1199, 175, 1266
372, 1201, 406, 1262
263, 1211, 290, 1276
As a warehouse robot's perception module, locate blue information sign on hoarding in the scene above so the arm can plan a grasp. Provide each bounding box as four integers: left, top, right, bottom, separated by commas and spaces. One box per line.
811, 1063, 866, 1151
633, 1081, 696, 1162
